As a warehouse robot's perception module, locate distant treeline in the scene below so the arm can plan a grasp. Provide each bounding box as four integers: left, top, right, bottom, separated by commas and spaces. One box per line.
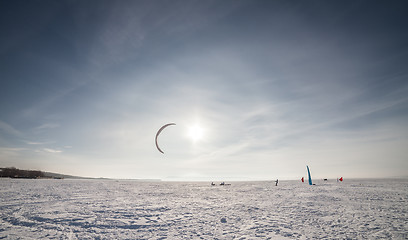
0, 167, 45, 179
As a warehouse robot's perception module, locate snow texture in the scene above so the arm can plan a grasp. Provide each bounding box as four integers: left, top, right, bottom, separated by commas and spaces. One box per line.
1, 179, 407, 239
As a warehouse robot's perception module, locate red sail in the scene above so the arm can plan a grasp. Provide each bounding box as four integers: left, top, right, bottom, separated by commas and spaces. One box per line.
301, 177, 304, 182
339, 177, 343, 182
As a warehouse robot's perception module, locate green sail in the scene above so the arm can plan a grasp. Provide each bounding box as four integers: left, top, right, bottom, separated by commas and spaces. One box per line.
307, 165, 313, 185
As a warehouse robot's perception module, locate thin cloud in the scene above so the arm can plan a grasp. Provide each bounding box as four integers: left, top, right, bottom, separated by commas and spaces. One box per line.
24, 141, 53, 145
0, 120, 23, 138
35, 123, 60, 130
42, 148, 62, 154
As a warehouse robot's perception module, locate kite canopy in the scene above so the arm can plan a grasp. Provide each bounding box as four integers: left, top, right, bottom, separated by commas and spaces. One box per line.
155, 123, 176, 154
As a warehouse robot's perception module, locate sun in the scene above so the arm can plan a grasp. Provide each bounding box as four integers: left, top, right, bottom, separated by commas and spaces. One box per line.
188, 125, 204, 142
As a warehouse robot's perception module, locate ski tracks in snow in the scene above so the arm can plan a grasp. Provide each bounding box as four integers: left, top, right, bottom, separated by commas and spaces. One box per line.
0, 179, 407, 239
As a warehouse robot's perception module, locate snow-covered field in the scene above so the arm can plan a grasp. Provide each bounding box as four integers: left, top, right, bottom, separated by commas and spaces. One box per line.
1, 178, 407, 239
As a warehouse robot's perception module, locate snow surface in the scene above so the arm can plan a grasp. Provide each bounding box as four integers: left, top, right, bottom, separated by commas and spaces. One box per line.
1, 178, 407, 239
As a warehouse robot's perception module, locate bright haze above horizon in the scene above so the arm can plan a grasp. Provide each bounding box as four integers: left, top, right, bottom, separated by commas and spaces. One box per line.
1, 0, 407, 181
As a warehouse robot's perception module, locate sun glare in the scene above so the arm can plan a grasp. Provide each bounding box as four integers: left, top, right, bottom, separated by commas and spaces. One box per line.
188, 125, 204, 142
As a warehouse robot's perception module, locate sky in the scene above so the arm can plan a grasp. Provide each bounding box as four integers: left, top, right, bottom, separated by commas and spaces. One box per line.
1, 0, 407, 180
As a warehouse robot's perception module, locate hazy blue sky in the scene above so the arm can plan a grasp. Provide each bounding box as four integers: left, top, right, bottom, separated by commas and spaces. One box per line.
1, 0, 407, 180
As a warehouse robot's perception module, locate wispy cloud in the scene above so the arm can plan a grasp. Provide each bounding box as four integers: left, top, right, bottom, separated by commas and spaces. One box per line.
24, 140, 54, 145
0, 147, 28, 162
41, 148, 62, 154
0, 120, 23, 138
0, 147, 27, 153
35, 123, 60, 130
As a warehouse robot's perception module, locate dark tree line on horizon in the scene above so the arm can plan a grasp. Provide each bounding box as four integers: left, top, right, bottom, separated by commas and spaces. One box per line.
0, 167, 45, 179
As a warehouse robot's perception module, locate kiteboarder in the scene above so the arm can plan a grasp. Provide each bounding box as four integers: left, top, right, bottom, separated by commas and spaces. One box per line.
275, 179, 278, 186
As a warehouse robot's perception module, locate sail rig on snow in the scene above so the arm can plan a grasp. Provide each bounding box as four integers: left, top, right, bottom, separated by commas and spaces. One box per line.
307, 165, 313, 185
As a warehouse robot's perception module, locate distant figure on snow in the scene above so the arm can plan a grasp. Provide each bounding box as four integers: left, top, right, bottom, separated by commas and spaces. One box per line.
275, 179, 278, 186
211, 182, 215, 186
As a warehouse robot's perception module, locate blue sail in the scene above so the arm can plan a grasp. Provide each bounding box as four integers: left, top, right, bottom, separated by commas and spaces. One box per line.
307, 165, 313, 185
